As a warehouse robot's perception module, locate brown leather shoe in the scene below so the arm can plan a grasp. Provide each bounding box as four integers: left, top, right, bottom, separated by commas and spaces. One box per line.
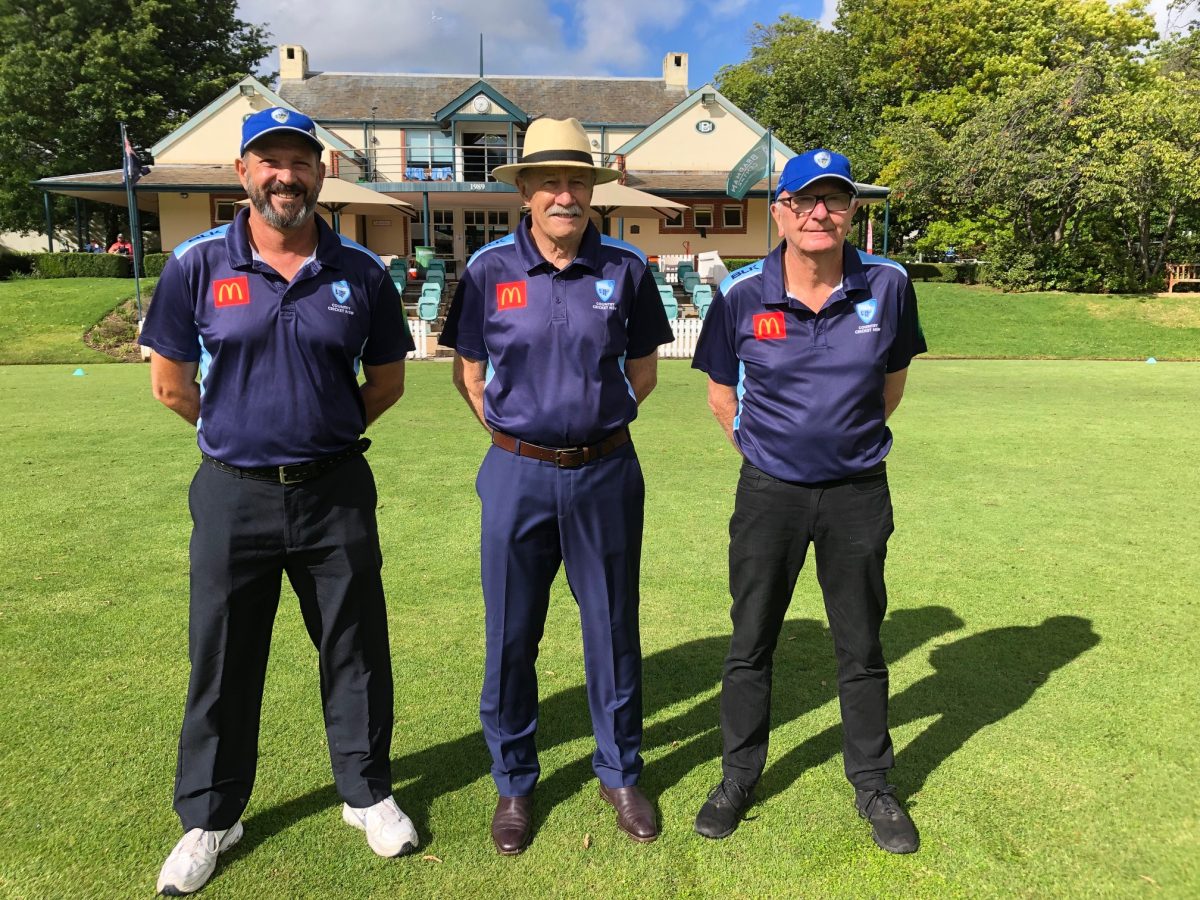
598, 784, 658, 843
491, 795, 533, 855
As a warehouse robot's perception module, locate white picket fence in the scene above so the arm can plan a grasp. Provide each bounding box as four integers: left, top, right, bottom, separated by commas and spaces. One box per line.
660, 317, 704, 358
410, 316, 705, 360
406, 318, 433, 359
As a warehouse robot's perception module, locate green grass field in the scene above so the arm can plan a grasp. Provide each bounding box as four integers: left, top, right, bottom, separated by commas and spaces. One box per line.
1, 360, 1197, 898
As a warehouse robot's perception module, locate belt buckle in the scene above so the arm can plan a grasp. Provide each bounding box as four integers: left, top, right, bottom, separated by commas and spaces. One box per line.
278, 463, 310, 484
554, 447, 585, 468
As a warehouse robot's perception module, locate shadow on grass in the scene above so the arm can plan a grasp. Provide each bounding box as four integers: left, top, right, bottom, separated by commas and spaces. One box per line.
235, 607, 1097, 853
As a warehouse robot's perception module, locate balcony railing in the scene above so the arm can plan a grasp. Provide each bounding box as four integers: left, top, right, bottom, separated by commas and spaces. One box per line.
329, 143, 619, 186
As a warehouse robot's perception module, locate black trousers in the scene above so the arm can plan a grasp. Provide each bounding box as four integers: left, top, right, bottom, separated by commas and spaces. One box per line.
174, 455, 394, 831
720, 460, 895, 791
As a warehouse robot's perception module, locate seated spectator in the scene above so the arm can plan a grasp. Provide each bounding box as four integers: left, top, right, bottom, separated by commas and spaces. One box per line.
108, 234, 133, 256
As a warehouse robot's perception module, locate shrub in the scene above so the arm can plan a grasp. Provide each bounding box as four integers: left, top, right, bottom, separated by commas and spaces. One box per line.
722, 257, 761, 271
142, 253, 170, 277
0, 249, 34, 279
32, 253, 130, 278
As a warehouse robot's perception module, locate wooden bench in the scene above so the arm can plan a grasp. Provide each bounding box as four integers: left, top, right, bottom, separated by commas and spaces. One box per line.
1166, 263, 1200, 292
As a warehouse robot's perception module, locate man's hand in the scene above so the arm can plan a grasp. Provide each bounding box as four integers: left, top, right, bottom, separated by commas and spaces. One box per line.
361, 360, 406, 425
706, 378, 740, 451
452, 354, 489, 430
625, 352, 658, 405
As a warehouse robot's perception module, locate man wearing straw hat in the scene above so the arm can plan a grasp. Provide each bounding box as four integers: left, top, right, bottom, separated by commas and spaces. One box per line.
440, 117, 674, 854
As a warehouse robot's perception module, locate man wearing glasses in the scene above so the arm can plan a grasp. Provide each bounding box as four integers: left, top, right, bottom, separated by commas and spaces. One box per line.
691, 148, 926, 853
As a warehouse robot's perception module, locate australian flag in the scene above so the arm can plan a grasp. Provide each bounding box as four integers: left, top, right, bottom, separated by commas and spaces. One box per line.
123, 131, 150, 186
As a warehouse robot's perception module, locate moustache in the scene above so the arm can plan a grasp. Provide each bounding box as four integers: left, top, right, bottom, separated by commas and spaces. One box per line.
546, 204, 582, 217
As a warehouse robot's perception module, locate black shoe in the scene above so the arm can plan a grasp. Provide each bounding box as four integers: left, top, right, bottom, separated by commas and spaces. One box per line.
855, 786, 919, 854
694, 778, 753, 839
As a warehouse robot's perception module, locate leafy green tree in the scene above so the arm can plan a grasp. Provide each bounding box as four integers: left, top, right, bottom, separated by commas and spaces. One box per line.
0, 0, 270, 236
716, 15, 882, 178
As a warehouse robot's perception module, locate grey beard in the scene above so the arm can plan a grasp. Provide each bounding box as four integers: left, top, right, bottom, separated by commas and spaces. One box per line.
250, 186, 319, 229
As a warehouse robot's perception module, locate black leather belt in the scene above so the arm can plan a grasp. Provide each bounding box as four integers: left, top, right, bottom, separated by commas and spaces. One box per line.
203, 438, 371, 484
491, 427, 630, 468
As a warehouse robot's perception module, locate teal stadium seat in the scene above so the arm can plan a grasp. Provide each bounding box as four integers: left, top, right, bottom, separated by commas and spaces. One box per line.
692, 284, 713, 319
418, 283, 441, 321
657, 284, 678, 320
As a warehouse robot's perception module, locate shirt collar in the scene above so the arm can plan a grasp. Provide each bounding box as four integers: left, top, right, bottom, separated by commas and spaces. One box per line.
226, 206, 341, 273
514, 215, 601, 274
764, 239, 870, 310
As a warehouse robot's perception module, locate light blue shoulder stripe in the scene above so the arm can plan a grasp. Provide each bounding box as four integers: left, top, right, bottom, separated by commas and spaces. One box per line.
599, 234, 647, 264
339, 235, 386, 269
720, 259, 764, 295
173, 225, 229, 259
466, 233, 516, 270
856, 249, 907, 274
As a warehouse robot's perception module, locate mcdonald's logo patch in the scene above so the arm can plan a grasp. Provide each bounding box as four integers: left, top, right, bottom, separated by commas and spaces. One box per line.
212, 276, 250, 308
496, 280, 527, 310
753, 312, 786, 340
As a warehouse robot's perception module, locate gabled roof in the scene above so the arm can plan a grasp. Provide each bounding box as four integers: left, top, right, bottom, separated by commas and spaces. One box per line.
277, 73, 687, 125
611, 85, 796, 158
433, 80, 528, 124
150, 77, 356, 158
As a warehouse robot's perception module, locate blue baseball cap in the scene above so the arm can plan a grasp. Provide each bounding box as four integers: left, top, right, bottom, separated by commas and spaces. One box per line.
775, 149, 855, 199
240, 107, 323, 157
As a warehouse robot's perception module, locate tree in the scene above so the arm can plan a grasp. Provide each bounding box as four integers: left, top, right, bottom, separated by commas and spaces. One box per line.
715, 15, 882, 179
0, 0, 270, 235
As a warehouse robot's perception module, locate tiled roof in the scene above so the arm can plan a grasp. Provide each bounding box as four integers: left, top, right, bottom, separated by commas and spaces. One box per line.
278, 73, 687, 124
36, 165, 242, 189
626, 171, 764, 194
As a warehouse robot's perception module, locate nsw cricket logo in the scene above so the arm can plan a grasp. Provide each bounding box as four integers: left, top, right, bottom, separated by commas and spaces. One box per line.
332, 280, 351, 304
855, 299, 878, 325
595, 279, 616, 303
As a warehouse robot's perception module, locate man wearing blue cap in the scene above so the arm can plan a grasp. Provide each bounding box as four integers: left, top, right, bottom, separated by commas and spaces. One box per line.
691, 148, 926, 853
141, 107, 417, 894
439, 117, 674, 854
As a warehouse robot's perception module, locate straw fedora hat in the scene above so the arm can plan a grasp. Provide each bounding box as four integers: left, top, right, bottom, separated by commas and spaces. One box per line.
492, 117, 620, 186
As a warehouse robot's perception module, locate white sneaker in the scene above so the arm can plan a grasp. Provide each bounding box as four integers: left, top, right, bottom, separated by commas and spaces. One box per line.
156, 822, 243, 895
342, 795, 419, 857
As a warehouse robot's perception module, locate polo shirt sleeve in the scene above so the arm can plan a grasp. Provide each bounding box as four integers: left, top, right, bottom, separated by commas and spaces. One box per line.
138, 255, 200, 362
691, 289, 739, 386
886, 279, 928, 373
362, 273, 414, 365
624, 268, 675, 359
439, 267, 487, 361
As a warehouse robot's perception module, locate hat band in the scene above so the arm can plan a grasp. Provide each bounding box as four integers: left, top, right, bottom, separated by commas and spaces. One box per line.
518, 149, 594, 166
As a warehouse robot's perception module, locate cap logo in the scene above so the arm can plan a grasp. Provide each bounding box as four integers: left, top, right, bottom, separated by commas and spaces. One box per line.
271, 109, 289, 123
815, 151, 831, 168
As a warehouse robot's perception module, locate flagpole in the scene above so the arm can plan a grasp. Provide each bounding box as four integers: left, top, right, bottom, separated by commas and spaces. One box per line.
765, 128, 773, 256
121, 123, 144, 321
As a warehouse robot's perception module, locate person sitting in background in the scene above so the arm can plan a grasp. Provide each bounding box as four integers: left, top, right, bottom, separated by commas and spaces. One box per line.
107, 233, 133, 256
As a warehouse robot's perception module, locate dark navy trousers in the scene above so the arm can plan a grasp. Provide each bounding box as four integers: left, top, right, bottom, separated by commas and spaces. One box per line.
174, 455, 394, 831
476, 441, 646, 797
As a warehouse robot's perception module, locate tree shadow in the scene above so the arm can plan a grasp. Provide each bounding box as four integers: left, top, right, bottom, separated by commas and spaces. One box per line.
234, 604, 966, 852
756, 615, 1101, 803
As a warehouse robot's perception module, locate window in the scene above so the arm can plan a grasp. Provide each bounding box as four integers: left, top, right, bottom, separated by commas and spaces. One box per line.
663, 211, 683, 229
211, 196, 243, 226
723, 205, 743, 228
693, 205, 714, 229
406, 129, 455, 178
411, 208, 454, 256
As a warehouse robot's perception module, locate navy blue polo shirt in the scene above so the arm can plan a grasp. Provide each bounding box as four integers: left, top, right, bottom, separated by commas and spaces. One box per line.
439, 217, 674, 447
692, 240, 926, 483
139, 208, 414, 468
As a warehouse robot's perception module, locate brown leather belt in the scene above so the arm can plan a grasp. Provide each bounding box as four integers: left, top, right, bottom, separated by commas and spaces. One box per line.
491, 427, 630, 468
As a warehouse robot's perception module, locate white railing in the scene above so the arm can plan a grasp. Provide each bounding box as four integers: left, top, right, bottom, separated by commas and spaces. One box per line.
660, 317, 704, 358
659, 253, 697, 284
406, 318, 433, 359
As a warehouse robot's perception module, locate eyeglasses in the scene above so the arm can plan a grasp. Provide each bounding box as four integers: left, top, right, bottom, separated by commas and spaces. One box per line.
775, 191, 855, 214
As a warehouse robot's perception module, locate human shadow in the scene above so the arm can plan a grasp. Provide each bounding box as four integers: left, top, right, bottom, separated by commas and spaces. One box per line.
235, 604, 965, 852
756, 615, 1101, 803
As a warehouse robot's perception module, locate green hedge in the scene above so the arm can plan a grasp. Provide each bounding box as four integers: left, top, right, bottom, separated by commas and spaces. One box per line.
903, 261, 980, 284
0, 249, 34, 279
723, 257, 761, 271
142, 253, 170, 277
32, 253, 130, 278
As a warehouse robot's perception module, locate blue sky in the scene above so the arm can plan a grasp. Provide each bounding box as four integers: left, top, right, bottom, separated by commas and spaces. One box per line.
237, 0, 833, 88
237, 1, 1182, 89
